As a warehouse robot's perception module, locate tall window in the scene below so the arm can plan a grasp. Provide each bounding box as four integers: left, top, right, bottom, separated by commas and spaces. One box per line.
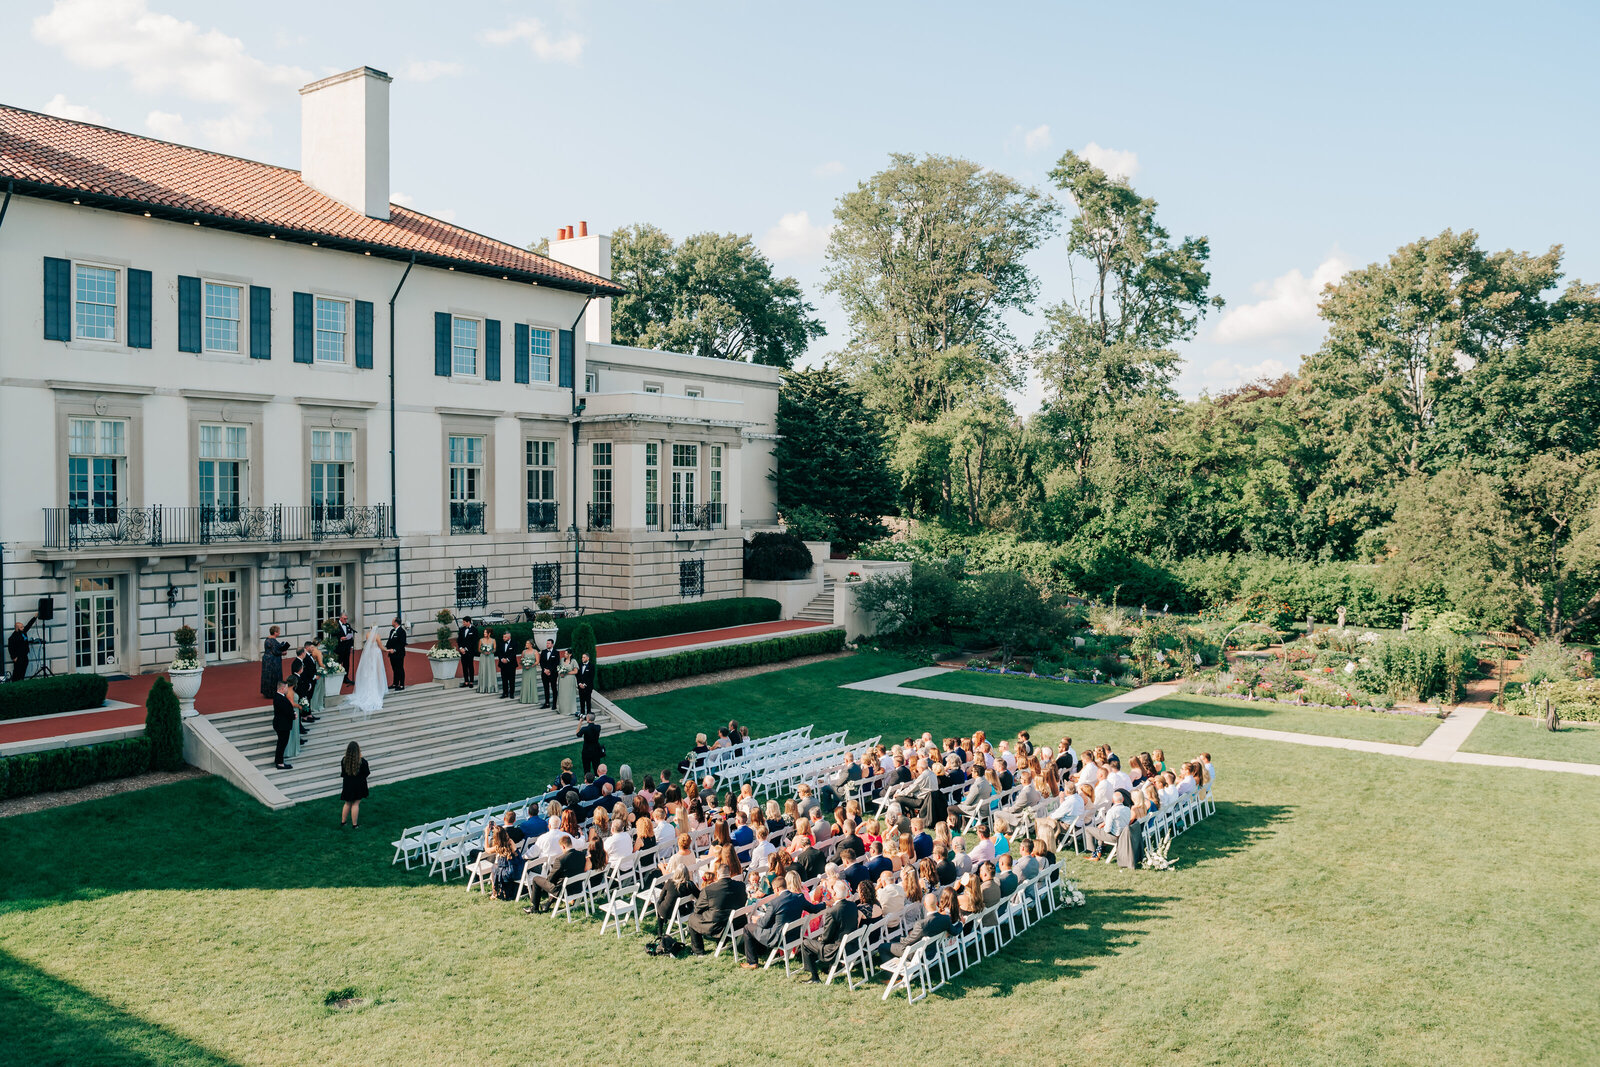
644, 442, 660, 530
525, 439, 557, 530
74, 264, 119, 341
585, 371, 598, 392
671, 443, 698, 527
709, 445, 723, 525
315, 297, 348, 363
68, 417, 125, 523
72, 576, 118, 670
314, 564, 345, 628
531, 562, 560, 600
204, 282, 242, 352
529, 327, 553, 383
311, 429, 354, 517
590, 441, 612, 530
198, 424, 247, 518
452, 316, 479, 376
449, 434, 485, 533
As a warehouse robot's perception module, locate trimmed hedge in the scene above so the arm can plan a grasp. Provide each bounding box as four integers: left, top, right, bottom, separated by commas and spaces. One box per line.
0, 736, 153, 800
493, 597, 781, 653
598, 628, 845, 689
0, 673, 110, 722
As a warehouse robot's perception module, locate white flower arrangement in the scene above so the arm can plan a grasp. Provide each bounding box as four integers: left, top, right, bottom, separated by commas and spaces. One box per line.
1142, 832, 1177, 870
170, 655, 201, 671
319, 660, 345, 676
426, 645, 459, 661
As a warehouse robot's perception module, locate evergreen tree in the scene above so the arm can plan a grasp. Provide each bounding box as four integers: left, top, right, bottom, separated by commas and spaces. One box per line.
145, 675, 184, 772
773, 367, 897, 551
571, 622, 599, 672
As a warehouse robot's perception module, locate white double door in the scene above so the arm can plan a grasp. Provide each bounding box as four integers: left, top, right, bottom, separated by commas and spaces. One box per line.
203, 569, 243, 660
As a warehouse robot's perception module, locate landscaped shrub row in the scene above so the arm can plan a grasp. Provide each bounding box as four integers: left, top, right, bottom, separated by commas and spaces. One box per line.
493, 597, 781, 652
0, 673, 110, 722
599, 628, 845, 689
0, 737, 153, 800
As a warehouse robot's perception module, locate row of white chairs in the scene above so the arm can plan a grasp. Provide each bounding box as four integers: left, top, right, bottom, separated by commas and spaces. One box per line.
750, 735, 882, 798
391, 791, 553, 873
715, 731, 850, 791
683, 725, 814, 781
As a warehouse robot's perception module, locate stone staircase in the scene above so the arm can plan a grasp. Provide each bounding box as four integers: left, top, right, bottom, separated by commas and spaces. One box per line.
207, 680, 631, 804
795, 579, 837, 623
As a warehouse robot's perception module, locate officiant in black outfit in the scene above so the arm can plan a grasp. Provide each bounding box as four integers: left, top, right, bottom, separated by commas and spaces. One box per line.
386, 618, 408, 691
538, 639, 559, 708
260, 626, 291, 699
335, 615, 356, 689
456, 616, 479, 689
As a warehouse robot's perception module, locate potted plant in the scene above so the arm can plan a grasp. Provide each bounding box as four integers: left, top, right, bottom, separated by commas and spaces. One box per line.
316, 619, 345, 707
168, 624, 203, 718
531, 595, 559, 650
427, 608, 460, 682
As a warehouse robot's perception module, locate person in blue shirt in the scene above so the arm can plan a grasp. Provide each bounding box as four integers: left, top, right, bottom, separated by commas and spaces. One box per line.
863, 840, 895, 882
911, 819, 934, 859
730, 810, 755, 852
516, 802, 549, 840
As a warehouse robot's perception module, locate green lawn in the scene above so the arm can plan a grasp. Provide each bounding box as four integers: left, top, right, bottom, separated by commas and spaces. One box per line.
902, 668, 1127, 708
1, 652, 1597, 1066
1462, 710, 1600, 765
1136, 692, 1443, 746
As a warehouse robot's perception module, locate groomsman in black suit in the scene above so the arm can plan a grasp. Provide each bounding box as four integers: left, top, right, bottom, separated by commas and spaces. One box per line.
271, 680, 297, 770
386, 618, 408, 691
576, 652, 596, 715
335, 614, 356, 689
292, 642, 318, 730
496, 630, 517, 699
538, 639, 559, 708
456, 616, 479, 689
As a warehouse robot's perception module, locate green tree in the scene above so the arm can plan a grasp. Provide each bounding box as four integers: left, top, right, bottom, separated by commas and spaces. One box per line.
145, 675, 184, 772
609, 224, 823, 367
773, 367, 897, 551
853, 558, 967, 643
571, 622, 599, 672
824, 153, 1056, 424
968, 569, 1062, 667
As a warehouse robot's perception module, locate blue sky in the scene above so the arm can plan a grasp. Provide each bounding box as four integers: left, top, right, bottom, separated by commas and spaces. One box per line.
6, 0, 1596, 404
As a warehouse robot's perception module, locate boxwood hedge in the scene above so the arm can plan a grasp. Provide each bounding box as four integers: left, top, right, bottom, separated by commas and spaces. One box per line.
598, 628, 844, 689
491, 597, 781, 653
0, 736, 154, 800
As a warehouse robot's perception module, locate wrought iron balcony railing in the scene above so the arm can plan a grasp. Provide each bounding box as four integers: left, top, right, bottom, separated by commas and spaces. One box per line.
587, 501, 613, 532
44, 504, 390, 550
449, 501, 486, 535
526, 501, 560, 532
669, 503, 719, 531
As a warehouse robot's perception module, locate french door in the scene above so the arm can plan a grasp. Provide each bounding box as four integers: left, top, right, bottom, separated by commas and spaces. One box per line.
315, 565, 345, 629
72, 577, 118, 672
204, 569, 242, 659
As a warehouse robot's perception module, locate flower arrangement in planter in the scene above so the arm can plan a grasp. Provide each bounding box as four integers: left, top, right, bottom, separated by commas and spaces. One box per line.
427, 609, 460, 682
844, 571, 863, 583
170, 625, 200, 671
530, 595, 559, 648
319, 619, 345, 677
168, 625, 203, 717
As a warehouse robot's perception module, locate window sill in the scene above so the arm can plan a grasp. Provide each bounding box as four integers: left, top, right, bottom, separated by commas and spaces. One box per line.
65, 340, 134, 355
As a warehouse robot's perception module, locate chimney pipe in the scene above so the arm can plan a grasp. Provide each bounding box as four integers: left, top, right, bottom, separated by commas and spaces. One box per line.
579, 221, 588, 237
559, 227, 569, 240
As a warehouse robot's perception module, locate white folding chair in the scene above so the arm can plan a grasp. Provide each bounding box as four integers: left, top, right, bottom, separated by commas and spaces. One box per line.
763, 915, 810, 975
881, 935, 945, 1003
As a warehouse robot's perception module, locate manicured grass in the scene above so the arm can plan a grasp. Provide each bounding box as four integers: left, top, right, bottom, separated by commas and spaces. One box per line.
1136, 692, 1443, 746
1, 652, 1598, 1066
902, 668, 1128, 708
1462, 710, 1600, 765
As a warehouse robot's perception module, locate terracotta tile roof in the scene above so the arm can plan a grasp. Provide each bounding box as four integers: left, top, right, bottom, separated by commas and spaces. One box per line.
0, 104, 621, 295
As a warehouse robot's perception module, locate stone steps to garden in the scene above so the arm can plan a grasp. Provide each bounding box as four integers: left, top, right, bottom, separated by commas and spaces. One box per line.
796, 579, 836, 622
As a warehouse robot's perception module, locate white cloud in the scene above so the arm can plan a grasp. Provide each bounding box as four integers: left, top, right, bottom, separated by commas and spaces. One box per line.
40, 93, 107, 124
390, 193, 454, 223
1213, 255, 1350, 345
1081, 141, 1139, 181
759, 211, 832, 262
144, 109, 186, 139
400, 59, 462, 82
1196, 357, 1289, 391
812, 160, 844, 177
1023, 123, 1051, 154
480, 17, 584, 63
33, 0, 309, 151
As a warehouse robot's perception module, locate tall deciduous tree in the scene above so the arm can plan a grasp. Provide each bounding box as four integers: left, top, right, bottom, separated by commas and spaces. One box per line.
608, 224, 824, 367
824, 153, 1056, 424
772, 367, 897, 551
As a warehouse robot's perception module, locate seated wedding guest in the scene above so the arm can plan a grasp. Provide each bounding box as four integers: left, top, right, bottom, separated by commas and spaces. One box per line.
899, 873, 926, 930
605, 814, 635, 868
1200, 752, 1216, 785
837, 848, 868, 891
994, 770, 1045, 832
656, 859, 699, 930
467, 824, 516, 883
893, 832, 916, 872
762, 800, 786, 836
799, 874, 859, 983
1105, 756, 1133, 796
740, 871, 822, 969
953, 773, 990, 832
516, 803, 548, 840
684, 862, 747, 955
524, 834, 586, 913
670, 831, 696, 875
780, 799, 799, 829
756, 850, 790, 898
933, 845, 958, 887
834, 820, 863, 861
975, 864, 1001, 925
888, 887, 959, 957
1014, 839, 1042, 882
1085, 789, 1134, 861
996, 853, 1019, 896
993, 827, 1011, 858
911, 819, 933, 859
877, 868, 906, 922
856, 878, 880, 926
678, 735, 711, 776
1130, 788, 1150, 822
711, 727, 732, 751
794, 783, 821, 821
713, 842, 743, 881
501, 810, 527, 845
1152, 748, 1167, 774
731, 811, 755, 859
965, 826, 993, 868
864, 840, 894, 883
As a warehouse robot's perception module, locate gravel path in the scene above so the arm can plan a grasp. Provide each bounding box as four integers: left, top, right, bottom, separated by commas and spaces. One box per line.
0, 766, 209, 818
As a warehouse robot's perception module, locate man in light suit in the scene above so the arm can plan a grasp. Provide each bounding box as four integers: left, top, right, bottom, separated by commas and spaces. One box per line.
799, 876, 860, 982
740, 871, 821, 968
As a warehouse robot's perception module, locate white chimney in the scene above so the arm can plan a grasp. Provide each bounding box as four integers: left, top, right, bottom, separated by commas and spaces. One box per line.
299, 66, 392, 219
548, 221, 612, 345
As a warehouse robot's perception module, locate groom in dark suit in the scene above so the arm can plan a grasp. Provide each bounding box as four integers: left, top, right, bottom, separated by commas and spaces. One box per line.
538, 639, 559, 708
456, 616, 479, 689
335, 615, 356, 689
496, 630, 517, 699
386, 618, 408, 691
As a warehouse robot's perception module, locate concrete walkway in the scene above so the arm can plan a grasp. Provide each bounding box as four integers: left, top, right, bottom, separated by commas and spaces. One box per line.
845, 667, 1600, 778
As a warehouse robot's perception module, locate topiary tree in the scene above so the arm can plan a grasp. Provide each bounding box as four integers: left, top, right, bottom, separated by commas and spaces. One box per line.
145, 675, 184, 772
571, 622, 599, 675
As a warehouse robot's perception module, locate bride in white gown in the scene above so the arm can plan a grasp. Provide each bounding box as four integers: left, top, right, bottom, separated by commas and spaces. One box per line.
348, 626, 387, 720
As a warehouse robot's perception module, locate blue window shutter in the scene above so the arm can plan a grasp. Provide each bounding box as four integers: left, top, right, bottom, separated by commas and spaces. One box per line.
558, 328, 574, 388
249, 286, 271, 359
513, 323, 530, 384
355, 300, 374, 369
434, 312, 452, 376
293, 292, 314, 363
43, 257, 70, 341
127, 269, 153, 349
177, 275, 202, 353
484, 318, 501, 381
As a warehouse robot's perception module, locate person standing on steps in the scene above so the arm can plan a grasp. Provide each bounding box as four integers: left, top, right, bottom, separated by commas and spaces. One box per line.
576, 652, 596, 716
335, 614, 356, 689
518, 641, 540, 705
340, 742, 370, 828
260, 626, 291, 700
577, 711, 604, 776
538, 638, 559, 708
555, 649, 578, 717
497, 629, 517, 700
475, 629, 497, 696
271, 679, 297, 770
456, 615, 479, 689
386, 618, 408, 691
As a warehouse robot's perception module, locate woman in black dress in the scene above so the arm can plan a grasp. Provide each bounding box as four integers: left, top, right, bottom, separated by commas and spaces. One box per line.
340, 742, 370, 828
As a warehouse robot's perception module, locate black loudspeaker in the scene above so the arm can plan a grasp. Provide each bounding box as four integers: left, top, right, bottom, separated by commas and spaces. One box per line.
37, 597, 55, 621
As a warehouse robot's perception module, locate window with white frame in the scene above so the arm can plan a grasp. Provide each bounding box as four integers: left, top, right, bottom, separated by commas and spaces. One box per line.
204, 282, 242, 352
452, 316, 480, 376
67, 417, 125, 523
643, 382, 662, 394
525, 439, 557, 530
314, 297, 348, 363
198, 423, 248, 517
311, 429, 354, 515
709, 445, 723, 524
590, 441, 612, 529
644, 442, 660, 529
74, 264, 119, 341
671, 443, 698, 527
449, 434, 485, 533
529, 326, 553, 383
585, 371, 598, 392
685, 387, 703, 398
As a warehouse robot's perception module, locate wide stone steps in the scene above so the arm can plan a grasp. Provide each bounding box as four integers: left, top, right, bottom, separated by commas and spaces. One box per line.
795, 579, 837, 622
207, 680, 626, 803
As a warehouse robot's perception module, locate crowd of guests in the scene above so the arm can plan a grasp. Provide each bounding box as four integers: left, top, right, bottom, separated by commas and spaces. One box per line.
461, 725, 1214, 981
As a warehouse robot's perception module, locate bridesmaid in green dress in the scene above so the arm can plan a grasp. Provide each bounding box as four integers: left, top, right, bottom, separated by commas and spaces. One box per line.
475, 634, 497, 695
308, 645, 329, 714
555, 650, 578, 717
517, 641, 540, 704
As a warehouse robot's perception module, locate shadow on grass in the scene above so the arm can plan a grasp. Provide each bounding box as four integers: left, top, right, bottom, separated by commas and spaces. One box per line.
1163, 799, 1293, 867
0, 948, 238, 1066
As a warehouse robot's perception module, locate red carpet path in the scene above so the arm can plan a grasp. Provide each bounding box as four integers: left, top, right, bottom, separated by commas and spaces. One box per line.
0, 619, 829, 745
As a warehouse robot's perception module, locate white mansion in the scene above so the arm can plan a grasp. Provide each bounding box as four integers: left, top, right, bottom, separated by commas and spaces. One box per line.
0, 66, 780, 678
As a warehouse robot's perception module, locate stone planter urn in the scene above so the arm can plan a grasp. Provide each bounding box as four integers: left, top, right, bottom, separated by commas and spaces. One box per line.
531, 625, 559, 650
429, 651, 461, 683
169, 666, 204, 718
